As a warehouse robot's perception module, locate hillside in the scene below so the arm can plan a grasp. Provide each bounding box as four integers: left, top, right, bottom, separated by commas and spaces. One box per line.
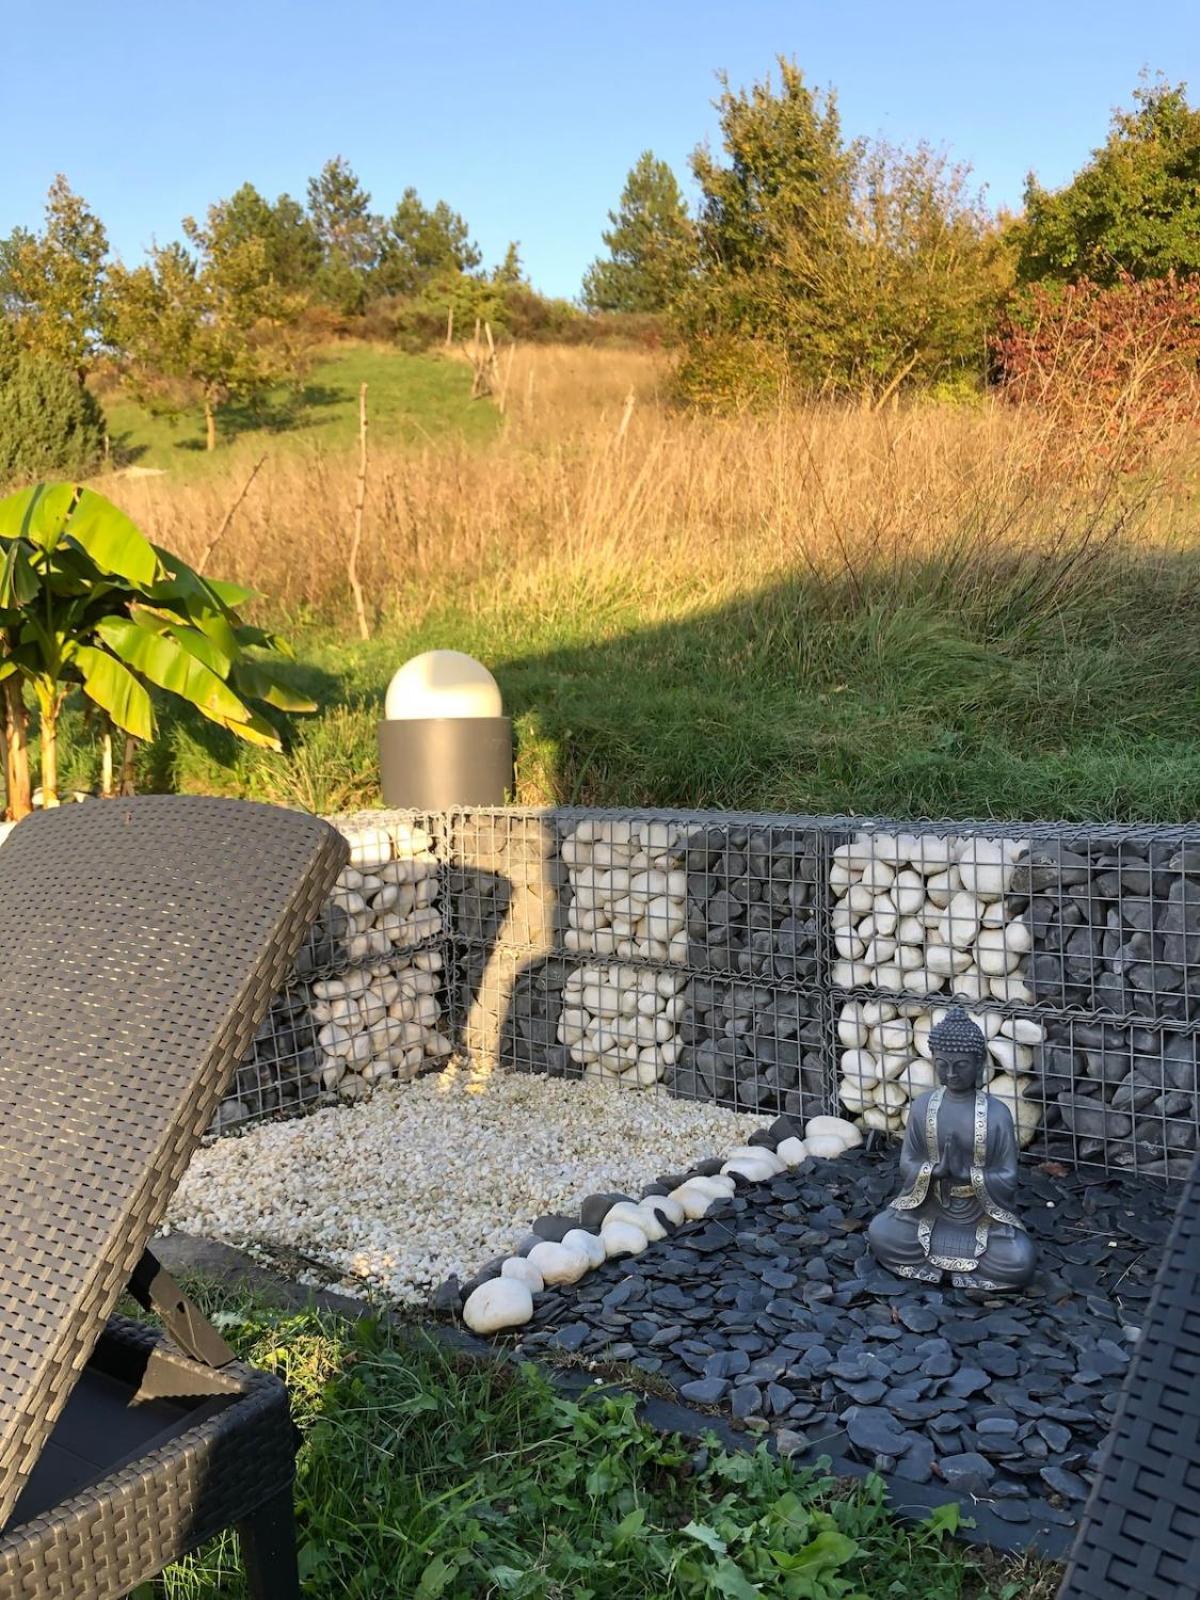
98, 344, 502, 474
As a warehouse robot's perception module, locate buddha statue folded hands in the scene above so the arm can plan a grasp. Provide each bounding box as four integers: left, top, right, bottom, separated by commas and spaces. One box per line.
867, 1007, 1036, 1292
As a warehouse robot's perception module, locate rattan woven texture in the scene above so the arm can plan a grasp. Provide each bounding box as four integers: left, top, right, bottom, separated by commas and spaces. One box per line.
0, 1318, 296, 1600
1058, 1153, 1200, 1599
0, 797, 347, 1530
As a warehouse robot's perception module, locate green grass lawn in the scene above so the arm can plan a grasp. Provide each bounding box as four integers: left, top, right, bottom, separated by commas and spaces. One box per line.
99, 344, 501, 474
152, 1283, 1053, 1600
56, 539, 1197, 825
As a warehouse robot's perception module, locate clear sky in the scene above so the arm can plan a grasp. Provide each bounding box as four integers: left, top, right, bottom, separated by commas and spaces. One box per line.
2, 0, 1196, 299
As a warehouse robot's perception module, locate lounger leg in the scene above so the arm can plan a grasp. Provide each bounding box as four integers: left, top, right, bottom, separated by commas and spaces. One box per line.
238, 1486, 301, 1599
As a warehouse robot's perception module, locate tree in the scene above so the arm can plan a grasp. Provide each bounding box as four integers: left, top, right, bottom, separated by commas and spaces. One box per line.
109, 208, 297, 450
378, 188, 481, 296
0, 176, 109, 380
306, 157, 382, 314
202, 182, 322, 292
0, 482, 313, 814
1018, 77, 1200, 285
676, 60, 1009, 406
0, 349, 106, 487
492, 241, 524, 287
582, 152, 695, 312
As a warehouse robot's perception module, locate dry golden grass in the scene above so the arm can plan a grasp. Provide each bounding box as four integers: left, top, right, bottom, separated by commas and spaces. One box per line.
103, 343, 1199, 626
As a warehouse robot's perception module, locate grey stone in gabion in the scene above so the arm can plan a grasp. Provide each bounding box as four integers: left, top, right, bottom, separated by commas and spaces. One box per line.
1024, 835, 1200, 1025
1034, 1019, 1198, 1171
668, 976, 825, 1118
681, 824, 822, 984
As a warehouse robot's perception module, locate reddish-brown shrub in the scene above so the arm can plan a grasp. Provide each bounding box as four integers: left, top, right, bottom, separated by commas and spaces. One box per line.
991, 273, 1200, 459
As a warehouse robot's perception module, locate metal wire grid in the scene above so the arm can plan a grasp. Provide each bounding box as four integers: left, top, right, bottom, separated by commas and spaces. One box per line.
216, 803, 1200, 1178
828, 818, 1200, 1181
443, 807, 837, 1120
439, 808, 1200, 1178
219, 811, 452, 1128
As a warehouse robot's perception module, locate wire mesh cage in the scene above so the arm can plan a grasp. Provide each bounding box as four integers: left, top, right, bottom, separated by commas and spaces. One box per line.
217, 810, 450, 1130
214, 803, 1200, 1178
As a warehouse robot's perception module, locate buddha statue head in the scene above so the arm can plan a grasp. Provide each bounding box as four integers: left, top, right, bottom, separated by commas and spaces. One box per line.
928, 1006, 987, 1096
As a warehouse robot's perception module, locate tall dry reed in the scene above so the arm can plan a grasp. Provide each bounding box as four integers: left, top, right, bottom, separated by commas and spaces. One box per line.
104, 345, 1199, 629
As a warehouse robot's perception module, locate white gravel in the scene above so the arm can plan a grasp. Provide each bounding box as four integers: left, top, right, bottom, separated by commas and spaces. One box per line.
167, 1066, 764, 1306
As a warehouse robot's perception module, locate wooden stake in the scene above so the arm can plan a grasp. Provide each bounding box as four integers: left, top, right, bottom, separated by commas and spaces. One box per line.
120, 735, 138, 796
197, 453, 266, 574
348, 382, 370, 641
445, 305, 454, 347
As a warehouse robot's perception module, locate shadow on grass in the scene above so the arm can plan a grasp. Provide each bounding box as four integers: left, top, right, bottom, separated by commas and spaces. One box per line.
175, 384, 345, 450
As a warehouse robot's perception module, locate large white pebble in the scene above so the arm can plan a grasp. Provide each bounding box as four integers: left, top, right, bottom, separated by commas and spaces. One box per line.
906, 835, 956, 873
838, 1004, 869, 1048
527, 1241, 590, 1285
562, 1229, 607, 1269
463, 1278, 533, 1333
501, 1257, 545, 1293
722, 1158, 776, 1183
601, 1219, 650, 1257
669, 1181, 719, 1219
640, 1195, 685, 1228
987, 1072, 1043, 1147
806, 1115, 863, 1149
892, 870, 926, 915
956, 838, 1016, 900
725, 1144, 786, 1174
806, 1134, 848, 1160
975, 926, 1025, 975
840, 1048, 880, 1086
861, 1000, 897, 1026
944, 891, 984, 949
1000, 1017, 1044, 1044
924, 868, 960, 907
603, 1200, 652, 1233
988, 1036, 1034, 1075
776, 1136, 809, 1166
838, 1078, 873, 1111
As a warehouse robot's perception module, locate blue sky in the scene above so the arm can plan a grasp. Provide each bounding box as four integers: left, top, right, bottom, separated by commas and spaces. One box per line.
3, 1, 1196, 299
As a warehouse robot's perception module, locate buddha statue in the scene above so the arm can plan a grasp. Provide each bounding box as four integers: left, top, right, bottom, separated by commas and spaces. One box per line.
867, 1007, 1036, 1292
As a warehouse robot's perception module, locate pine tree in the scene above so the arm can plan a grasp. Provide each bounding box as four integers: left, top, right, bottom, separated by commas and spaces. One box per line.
378, 188, 481, 296
201, 183, 322, 292
305, 157, 382, 313
582, 152, 694, 312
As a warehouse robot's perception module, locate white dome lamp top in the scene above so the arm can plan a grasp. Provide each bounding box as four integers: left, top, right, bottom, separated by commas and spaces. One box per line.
384, 650, 504, 722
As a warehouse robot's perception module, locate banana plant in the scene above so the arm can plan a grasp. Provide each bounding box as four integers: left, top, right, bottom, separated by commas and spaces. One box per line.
0, 481, 315, 815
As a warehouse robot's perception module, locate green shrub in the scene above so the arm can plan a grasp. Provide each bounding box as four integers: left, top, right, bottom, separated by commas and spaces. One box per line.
0, 350, 106, 487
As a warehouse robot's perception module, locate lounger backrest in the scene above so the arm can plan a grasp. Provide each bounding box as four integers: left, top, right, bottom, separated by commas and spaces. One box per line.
0, 797, 346, 1527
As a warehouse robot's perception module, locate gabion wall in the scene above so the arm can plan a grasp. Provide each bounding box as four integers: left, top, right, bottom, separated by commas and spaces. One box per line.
219, 806, 1200, 1181
217, 812, 452, 1128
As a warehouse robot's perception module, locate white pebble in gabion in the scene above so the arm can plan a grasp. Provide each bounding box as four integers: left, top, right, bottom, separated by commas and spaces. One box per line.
836, 997, 1044, 1146
557, 962, 687, 1087
830, 830, 1042, 1144
830, 830, 1030, 1002
561, 818, 688, 964
290, 816, 452, 1100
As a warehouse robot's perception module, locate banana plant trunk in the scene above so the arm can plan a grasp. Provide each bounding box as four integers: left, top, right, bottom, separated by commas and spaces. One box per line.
3, 678, 31, 821
40, 708, 59, 807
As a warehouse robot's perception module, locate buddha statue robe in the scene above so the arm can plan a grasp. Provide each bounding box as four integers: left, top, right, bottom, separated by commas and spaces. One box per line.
867, 1085, 1035, 1291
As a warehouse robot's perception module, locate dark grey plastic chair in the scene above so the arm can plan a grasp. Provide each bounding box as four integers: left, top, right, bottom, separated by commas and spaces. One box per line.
1058, 1152, 1200, 1599
0, 797, 346, 1599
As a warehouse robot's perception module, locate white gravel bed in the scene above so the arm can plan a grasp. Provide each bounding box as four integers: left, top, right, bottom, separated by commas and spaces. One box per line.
167, 1067, 764, 1307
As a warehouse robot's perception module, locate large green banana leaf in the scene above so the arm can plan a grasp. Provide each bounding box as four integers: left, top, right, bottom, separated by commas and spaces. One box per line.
0, 484, 163, 586
231, 658, 317, 713
96, 615, 256, 726
73, 645, 156, 740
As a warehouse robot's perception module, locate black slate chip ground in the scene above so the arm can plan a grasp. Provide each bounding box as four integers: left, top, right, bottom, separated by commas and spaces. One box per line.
502, 1147, 1176, 1552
